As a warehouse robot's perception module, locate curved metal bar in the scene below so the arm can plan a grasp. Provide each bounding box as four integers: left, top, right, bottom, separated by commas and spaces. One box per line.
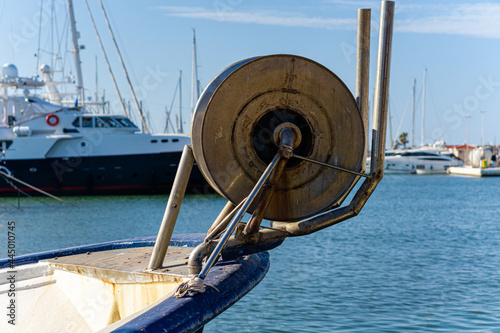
292, 153, 370, 178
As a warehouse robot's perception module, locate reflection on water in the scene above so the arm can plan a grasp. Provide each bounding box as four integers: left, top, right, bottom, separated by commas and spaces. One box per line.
1, 175, 499, 332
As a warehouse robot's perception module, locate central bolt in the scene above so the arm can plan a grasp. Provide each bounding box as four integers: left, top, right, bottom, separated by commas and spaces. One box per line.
273, 122, 302, 149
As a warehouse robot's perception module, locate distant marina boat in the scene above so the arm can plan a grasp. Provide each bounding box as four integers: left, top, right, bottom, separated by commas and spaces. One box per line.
0, 2, 396, 330
366, 146, 464, 175
387, 147, 463, 174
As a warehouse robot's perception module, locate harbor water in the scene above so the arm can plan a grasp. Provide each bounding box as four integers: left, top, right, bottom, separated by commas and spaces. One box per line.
1, 174, 499, 332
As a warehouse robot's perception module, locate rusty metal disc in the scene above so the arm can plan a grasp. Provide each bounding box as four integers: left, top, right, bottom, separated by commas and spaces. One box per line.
191, 55, 364, 221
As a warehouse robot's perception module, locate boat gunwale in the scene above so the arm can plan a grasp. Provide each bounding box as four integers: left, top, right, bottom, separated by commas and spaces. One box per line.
0, 233, 204, 269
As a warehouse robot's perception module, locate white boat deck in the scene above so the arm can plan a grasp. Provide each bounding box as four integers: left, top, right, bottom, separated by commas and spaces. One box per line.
0, 246, 192, 333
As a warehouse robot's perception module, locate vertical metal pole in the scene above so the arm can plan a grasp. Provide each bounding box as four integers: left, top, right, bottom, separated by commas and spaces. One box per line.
370, 1, 395, 176
421, 68, 427, 146
148, 145, 195, 270
411, 78, 416, 148
355, 8, 371, 170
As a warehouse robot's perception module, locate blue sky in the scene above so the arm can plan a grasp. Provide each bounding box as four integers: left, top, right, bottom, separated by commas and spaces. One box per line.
1, 0, 499, 147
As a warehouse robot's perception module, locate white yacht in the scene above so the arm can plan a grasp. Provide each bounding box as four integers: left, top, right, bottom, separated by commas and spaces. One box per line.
0, 64, 207, 196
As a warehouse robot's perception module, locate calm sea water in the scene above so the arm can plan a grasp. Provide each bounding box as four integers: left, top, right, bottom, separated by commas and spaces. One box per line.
1, 175, 499, 332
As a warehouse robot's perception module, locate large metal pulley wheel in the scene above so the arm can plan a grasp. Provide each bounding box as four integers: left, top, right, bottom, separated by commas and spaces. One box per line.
192, 55, 364, 222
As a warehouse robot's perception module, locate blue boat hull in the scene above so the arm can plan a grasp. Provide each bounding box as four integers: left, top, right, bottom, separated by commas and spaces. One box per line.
0, 152, 213, 196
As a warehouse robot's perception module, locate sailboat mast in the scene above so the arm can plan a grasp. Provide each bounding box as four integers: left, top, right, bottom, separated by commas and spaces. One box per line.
179, 70, 183, 133
411, 78, 416, 148
421, 68, 427, 147
66, 0, 85, 104
191, 29, 200, 115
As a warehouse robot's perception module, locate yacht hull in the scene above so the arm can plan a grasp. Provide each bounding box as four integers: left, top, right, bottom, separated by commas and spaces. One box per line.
0, 152, 211, 196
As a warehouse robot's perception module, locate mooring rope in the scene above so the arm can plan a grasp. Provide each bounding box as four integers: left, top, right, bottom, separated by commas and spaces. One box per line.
0, 170, 75, 206
174, 276, 219, 298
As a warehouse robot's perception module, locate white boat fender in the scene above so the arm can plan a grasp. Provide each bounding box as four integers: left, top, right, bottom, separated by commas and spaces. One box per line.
46, 113, 59, 126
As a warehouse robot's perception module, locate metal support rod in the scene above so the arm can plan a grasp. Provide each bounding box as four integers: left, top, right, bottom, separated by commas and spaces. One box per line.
370, 0, 394, 176
243, 127, 296, 237
205, 199, 245, 242
243, 154, 288, 237
292, 154, 370, 178
207, 201, 236, 235
271, 0, 394, 237
148, 145, 195, 270
198, 152, 283, 280
356, 8, 371, 171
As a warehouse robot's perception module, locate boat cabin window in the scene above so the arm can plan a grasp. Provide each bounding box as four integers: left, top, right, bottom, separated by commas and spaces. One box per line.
96, 118, 107, 128
72, 117, 93, 128
72, 116, 137, 129
82, 117, 93, 128
401, 152, 435, 157
114, 117, 136, 128
100, 117, 120, 128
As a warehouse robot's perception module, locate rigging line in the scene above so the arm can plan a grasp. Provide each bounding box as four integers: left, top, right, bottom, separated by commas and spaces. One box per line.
163, 107, 173, 133
54, 0, 64, 63
165, 79, 180, 133
98, 0, 149, 133
84, 0, 129, 118
61, 15, 70, 82
427, 73, 444, 129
